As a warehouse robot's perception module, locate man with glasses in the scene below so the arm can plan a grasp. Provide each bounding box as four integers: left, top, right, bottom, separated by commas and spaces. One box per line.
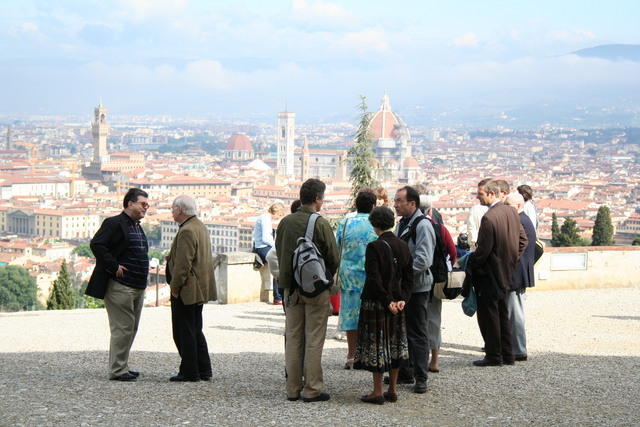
86, 188, 150, 381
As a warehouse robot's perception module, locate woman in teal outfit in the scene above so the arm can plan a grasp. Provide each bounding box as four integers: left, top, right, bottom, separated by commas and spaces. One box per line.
337, 189, 378, 369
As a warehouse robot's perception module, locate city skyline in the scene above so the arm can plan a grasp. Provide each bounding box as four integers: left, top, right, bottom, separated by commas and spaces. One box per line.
1, 1, 639, 127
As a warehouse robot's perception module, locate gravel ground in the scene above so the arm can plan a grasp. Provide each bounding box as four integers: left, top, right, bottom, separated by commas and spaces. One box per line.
1, 288, 638, 426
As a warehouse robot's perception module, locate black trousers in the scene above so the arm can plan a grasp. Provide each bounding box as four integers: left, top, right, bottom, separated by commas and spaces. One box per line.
399, 291, 430, 382
476, 292, 513, 363
171, 296, 212, 379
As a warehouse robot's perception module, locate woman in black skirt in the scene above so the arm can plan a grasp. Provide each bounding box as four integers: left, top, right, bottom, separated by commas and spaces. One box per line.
353, 206, 414, 404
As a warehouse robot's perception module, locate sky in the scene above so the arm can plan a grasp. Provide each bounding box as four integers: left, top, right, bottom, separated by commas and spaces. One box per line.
1, 0, 639, 125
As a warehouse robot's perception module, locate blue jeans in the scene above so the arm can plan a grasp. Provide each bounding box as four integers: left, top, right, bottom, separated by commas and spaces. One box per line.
254, 245, 282, 302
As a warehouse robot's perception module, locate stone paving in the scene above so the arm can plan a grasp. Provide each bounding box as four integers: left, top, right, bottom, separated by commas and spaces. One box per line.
1, 287, 639, 426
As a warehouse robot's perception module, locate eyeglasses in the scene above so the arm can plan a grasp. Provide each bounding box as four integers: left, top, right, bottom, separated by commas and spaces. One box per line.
135, 201, 150, 209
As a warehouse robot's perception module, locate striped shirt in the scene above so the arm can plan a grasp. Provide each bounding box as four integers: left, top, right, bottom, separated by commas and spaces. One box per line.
116, 216, 149, 289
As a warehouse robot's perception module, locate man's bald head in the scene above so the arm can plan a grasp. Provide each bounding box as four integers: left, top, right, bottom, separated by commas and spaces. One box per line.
504, 192, 525, 213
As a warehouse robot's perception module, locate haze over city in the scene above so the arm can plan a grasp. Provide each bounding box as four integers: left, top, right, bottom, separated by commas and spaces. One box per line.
1, 0, 639, 126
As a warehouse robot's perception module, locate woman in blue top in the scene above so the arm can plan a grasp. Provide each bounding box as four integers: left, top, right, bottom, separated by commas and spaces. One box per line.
253, 202, 285, 304
336, 190, 378, 369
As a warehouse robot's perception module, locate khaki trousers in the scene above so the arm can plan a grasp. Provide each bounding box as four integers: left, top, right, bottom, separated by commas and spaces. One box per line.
104, 279, 145, 378
284, 288, 329, 399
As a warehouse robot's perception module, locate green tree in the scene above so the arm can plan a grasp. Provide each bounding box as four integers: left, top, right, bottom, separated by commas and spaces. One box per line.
551, 212, 561, 246
0, 265, 39, 312
148, 249, 166, 264
555, 217, 584, 247
348, 95, 379, 203
72, 243, 94, 257
591, 205, 614, 246
632, 236, 640, 246
47, 260, 76, 310
142, 223, 162, 245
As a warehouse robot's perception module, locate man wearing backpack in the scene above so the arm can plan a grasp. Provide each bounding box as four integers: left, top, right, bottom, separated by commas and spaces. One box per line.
276, 178, 339, 402
392, 186, 436, 394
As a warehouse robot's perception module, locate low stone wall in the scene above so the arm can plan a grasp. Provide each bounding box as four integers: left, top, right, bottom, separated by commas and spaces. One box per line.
215, 252, 271, 304
533, 246, 640, 291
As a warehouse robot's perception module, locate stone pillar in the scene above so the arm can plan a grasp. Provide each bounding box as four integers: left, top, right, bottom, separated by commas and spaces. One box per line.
215, 252, 271, 304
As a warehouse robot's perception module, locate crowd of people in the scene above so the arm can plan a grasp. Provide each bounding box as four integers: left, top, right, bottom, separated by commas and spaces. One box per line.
85, 178, 538, 405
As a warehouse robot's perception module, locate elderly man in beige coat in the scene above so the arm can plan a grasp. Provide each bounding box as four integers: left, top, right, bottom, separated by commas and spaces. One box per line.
166, 195, 217, 382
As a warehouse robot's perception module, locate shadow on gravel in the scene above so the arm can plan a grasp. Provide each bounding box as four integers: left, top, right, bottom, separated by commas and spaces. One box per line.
592, 315, 640, 321
1, 347, 639, 425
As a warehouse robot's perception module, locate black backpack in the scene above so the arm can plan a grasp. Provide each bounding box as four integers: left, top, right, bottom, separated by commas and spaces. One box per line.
403, 215, 448, 284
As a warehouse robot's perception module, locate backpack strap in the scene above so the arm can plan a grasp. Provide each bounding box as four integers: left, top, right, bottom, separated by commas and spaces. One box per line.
305, 213, 319, 241
408, 214, 427, 244
380, 239, 399, 285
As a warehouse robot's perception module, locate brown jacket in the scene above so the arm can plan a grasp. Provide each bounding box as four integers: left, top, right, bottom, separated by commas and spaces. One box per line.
470, 202, 528, 295
167, 216, 217, 305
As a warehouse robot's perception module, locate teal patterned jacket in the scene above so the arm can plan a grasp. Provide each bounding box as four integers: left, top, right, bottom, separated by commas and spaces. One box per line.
336, 213, 378, 292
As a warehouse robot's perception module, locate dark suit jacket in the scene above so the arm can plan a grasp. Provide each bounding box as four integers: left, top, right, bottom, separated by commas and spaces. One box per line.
470, 202, 528, 298
511, 212, 536, 291
85, 212, 139, 299
361, 231, 414, 307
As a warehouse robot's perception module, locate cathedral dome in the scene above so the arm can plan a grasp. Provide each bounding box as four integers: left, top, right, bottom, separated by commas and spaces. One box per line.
226, 134, 253, 151
404, 157, 420, 168
367, 94, 403, 141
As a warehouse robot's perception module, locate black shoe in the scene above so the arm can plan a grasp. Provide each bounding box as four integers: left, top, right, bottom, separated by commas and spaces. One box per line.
360, 394, 385, 405
413, 381, 427, 394
287, 396, 300, 401
383, 391, 398, 402
503, 359, 515, 366
110, 372, 137, 381
200, 375, 212, 381
170, 374, 199, 382
515, 355, 528, 361
473, 358, 502, 367
302, 392, 330, 403
384, 375, 414, 385
128, 370, 140, 378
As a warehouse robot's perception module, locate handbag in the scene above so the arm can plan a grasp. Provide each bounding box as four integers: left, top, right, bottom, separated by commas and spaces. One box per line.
433, 269, 465, 300
534, 239, 544, 264
462, 286, 477, 317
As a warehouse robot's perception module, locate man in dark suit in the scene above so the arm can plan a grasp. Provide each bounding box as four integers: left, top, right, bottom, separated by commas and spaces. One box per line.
505, 192, 536, 362
470, 180, 527, 366
86, 188, 150, 381
166, 195, 217, 382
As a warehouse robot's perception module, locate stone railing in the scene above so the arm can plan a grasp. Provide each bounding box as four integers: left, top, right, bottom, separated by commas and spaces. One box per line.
215, 252, 271, 304
533, 246, 640, 290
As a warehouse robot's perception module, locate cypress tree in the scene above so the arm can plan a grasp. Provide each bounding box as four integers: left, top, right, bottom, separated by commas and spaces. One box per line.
557, 217, 583, 247
348, 95, 378, 203
47, 260, 75, 310
591, 205, 614, 246
551, 212, 561, 247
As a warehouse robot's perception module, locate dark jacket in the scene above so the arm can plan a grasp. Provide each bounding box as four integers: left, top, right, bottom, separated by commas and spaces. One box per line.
361, 231, 414, 307
86, 212, 140, 299
511, 212, 536, 291
470, 202, 528, 298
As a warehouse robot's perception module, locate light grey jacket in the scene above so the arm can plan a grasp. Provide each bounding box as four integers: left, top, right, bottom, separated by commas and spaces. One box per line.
395, 208, 436, 293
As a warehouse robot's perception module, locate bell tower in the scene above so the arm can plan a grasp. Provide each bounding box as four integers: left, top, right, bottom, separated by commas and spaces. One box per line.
92, 101, 109, 163
276, 110, 295, 177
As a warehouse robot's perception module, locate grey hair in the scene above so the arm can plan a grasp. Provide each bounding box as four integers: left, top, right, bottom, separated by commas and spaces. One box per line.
504, 192, 525, 209
173, 195, 197, 216
419, 194, 432, 212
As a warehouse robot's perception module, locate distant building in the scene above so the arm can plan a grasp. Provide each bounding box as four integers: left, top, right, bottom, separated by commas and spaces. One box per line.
277, 111, 295, 177
224, 133, 255, 162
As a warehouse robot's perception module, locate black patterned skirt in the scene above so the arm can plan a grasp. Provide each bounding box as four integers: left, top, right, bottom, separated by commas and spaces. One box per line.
353, 299, 409, 373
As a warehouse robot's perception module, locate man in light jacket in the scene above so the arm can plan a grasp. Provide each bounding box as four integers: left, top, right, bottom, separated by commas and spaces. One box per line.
393, 185, 436, 394
166, 195, 217, 382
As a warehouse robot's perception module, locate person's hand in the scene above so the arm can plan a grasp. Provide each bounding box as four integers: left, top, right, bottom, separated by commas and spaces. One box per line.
396, 300, 406, 311
165, 255, 170, 262
116, 265, 128, 278
389, 301, 399, 315
171, 292, 179, 298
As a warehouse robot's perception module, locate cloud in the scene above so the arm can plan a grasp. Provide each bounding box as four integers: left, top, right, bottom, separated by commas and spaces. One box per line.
183, 60, 232, 90
332, 28, 390, 55
547, 28, 596, 44
291, 0, 356, 29
452, 32, 479, 47
114, 0, 188, 22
